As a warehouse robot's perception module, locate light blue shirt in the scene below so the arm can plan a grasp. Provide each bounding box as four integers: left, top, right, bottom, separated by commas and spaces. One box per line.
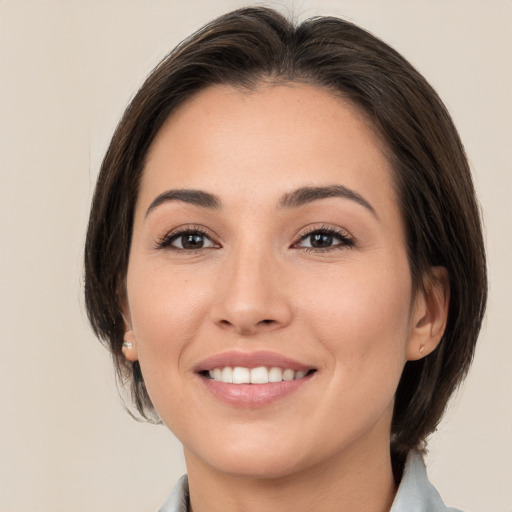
158, 451, 461, 512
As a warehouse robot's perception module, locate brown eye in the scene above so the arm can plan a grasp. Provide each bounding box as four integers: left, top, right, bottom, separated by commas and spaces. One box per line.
169, 231, 215, 250
297, 228, 353, 250
309, 233, 334, 248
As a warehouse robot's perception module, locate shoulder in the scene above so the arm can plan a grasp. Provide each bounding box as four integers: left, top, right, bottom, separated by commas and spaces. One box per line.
391, 451, 465, 512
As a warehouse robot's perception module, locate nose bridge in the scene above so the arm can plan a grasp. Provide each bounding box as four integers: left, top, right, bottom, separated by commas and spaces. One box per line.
210, 237, 290, 333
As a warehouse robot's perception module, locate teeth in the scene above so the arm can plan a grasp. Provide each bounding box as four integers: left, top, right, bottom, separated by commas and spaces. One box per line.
206, 366, 310, 384
282, 369, 295, 381
232, 367, 250, 384
221, 367, 233, 383
268, 367, 283, 382
250, 366, 269, 384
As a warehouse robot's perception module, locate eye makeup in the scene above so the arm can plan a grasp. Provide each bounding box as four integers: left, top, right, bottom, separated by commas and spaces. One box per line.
154, 224, 220, 253
292, 224, 355, 252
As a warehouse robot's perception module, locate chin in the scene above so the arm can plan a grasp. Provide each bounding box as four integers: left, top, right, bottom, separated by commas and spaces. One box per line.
184, 431, 313, 480
206, 451, 307, 480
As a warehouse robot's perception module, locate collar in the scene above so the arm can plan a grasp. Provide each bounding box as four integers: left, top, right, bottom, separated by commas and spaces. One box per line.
158, 451, 461, 512
390, 451, 461, 512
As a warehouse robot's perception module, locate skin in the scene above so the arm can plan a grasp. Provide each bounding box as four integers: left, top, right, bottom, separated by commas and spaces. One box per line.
122, 83, 449, 512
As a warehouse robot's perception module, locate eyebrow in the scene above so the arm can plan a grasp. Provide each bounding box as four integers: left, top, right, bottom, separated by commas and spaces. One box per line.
145, 184, 377, 218
279, 185, 377, 217
145, 189, 221, 217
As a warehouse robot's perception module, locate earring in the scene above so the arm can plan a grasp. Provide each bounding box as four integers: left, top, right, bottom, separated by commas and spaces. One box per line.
122, 341, 133, 349
419, 344, 426, 355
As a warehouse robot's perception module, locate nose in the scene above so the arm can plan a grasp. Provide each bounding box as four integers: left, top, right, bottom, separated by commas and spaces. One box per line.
209, 245, 292, 336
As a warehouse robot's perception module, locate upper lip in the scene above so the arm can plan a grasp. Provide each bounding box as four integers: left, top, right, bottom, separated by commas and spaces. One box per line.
194, 350, 314, 373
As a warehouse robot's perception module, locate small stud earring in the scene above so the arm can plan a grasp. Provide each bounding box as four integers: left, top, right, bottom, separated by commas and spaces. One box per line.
419, 345, 425, 355
122, 341, 133, 349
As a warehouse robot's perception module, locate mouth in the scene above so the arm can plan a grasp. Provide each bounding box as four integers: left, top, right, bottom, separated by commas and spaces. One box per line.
195, 351, 317, 407
200, 366, 316, 384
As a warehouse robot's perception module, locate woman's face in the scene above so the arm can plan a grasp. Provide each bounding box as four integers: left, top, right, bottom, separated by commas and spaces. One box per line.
124, 83, 423, 478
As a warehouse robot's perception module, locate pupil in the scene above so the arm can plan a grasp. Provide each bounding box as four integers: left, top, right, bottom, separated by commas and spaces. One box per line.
311, 233, 332, 248
182, 234, 204, 249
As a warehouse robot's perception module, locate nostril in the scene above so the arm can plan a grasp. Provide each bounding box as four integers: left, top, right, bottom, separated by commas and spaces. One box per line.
261, 319, 274, 324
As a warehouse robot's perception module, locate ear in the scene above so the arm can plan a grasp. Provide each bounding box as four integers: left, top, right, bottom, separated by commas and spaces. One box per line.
122, 329, 139, 362
407, 267, 450, 361
120, 296, 139, 362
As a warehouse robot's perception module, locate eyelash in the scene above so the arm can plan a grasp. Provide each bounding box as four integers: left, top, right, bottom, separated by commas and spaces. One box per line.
293, 225, 355, 252
155, 225, 219, 253
155, 224, 355, 253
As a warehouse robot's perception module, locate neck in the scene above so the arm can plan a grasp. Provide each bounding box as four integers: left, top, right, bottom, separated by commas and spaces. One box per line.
184, 441, 396, 512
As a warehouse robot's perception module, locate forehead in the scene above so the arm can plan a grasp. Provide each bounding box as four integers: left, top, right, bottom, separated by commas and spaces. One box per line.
139, 83, 398, 219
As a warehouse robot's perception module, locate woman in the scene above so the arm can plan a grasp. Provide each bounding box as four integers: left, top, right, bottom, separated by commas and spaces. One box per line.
84, 7, 486, 512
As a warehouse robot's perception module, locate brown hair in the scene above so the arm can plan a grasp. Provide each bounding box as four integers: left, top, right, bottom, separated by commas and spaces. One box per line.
84, 7, 487, 472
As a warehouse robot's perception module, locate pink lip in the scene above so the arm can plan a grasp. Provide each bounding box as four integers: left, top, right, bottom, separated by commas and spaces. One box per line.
202, 378, 312, 407
195, 350, 313, 372
195, 350, 316, 408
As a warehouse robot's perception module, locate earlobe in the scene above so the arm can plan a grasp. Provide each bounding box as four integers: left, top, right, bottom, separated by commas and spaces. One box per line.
119, 292, 139, 361
407, 267, 450, 361
122, 329, 139, 362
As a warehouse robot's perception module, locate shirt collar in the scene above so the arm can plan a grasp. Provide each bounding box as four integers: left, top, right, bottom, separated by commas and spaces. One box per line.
158, 451, 458, 512
390, 450, 459, 512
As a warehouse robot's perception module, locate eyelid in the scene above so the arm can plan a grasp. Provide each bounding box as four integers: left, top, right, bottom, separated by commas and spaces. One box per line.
153, 223, 354, 252
292, 224, 355, 250
154, 224, 221, 251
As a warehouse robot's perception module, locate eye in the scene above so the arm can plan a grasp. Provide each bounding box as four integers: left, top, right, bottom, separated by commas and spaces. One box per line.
294, 226, 354, 251
156, 227, 219, 251
171, 232, 215, 250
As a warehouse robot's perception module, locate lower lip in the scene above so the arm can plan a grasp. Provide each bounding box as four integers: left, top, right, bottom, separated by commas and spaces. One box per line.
200, 375, 312, 407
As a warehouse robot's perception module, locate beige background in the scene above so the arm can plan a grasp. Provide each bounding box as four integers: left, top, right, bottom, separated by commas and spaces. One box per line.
1, 1, 511, 511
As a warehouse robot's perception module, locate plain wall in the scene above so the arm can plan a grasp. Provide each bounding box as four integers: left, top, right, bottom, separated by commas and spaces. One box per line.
1, 1, 511, 511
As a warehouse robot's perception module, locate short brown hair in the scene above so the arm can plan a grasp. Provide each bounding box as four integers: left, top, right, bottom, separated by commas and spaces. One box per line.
84, 7, 487, 470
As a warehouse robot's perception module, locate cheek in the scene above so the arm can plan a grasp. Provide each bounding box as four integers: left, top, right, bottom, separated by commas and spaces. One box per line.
301, 260, 413, 384
126, 261, 210, 381
292, 265, 413, 446
125, 267, 214, 426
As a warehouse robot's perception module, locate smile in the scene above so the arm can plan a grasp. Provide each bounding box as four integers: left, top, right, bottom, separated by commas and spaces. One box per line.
205, 366, 312, 384
196, 351, 317, 407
